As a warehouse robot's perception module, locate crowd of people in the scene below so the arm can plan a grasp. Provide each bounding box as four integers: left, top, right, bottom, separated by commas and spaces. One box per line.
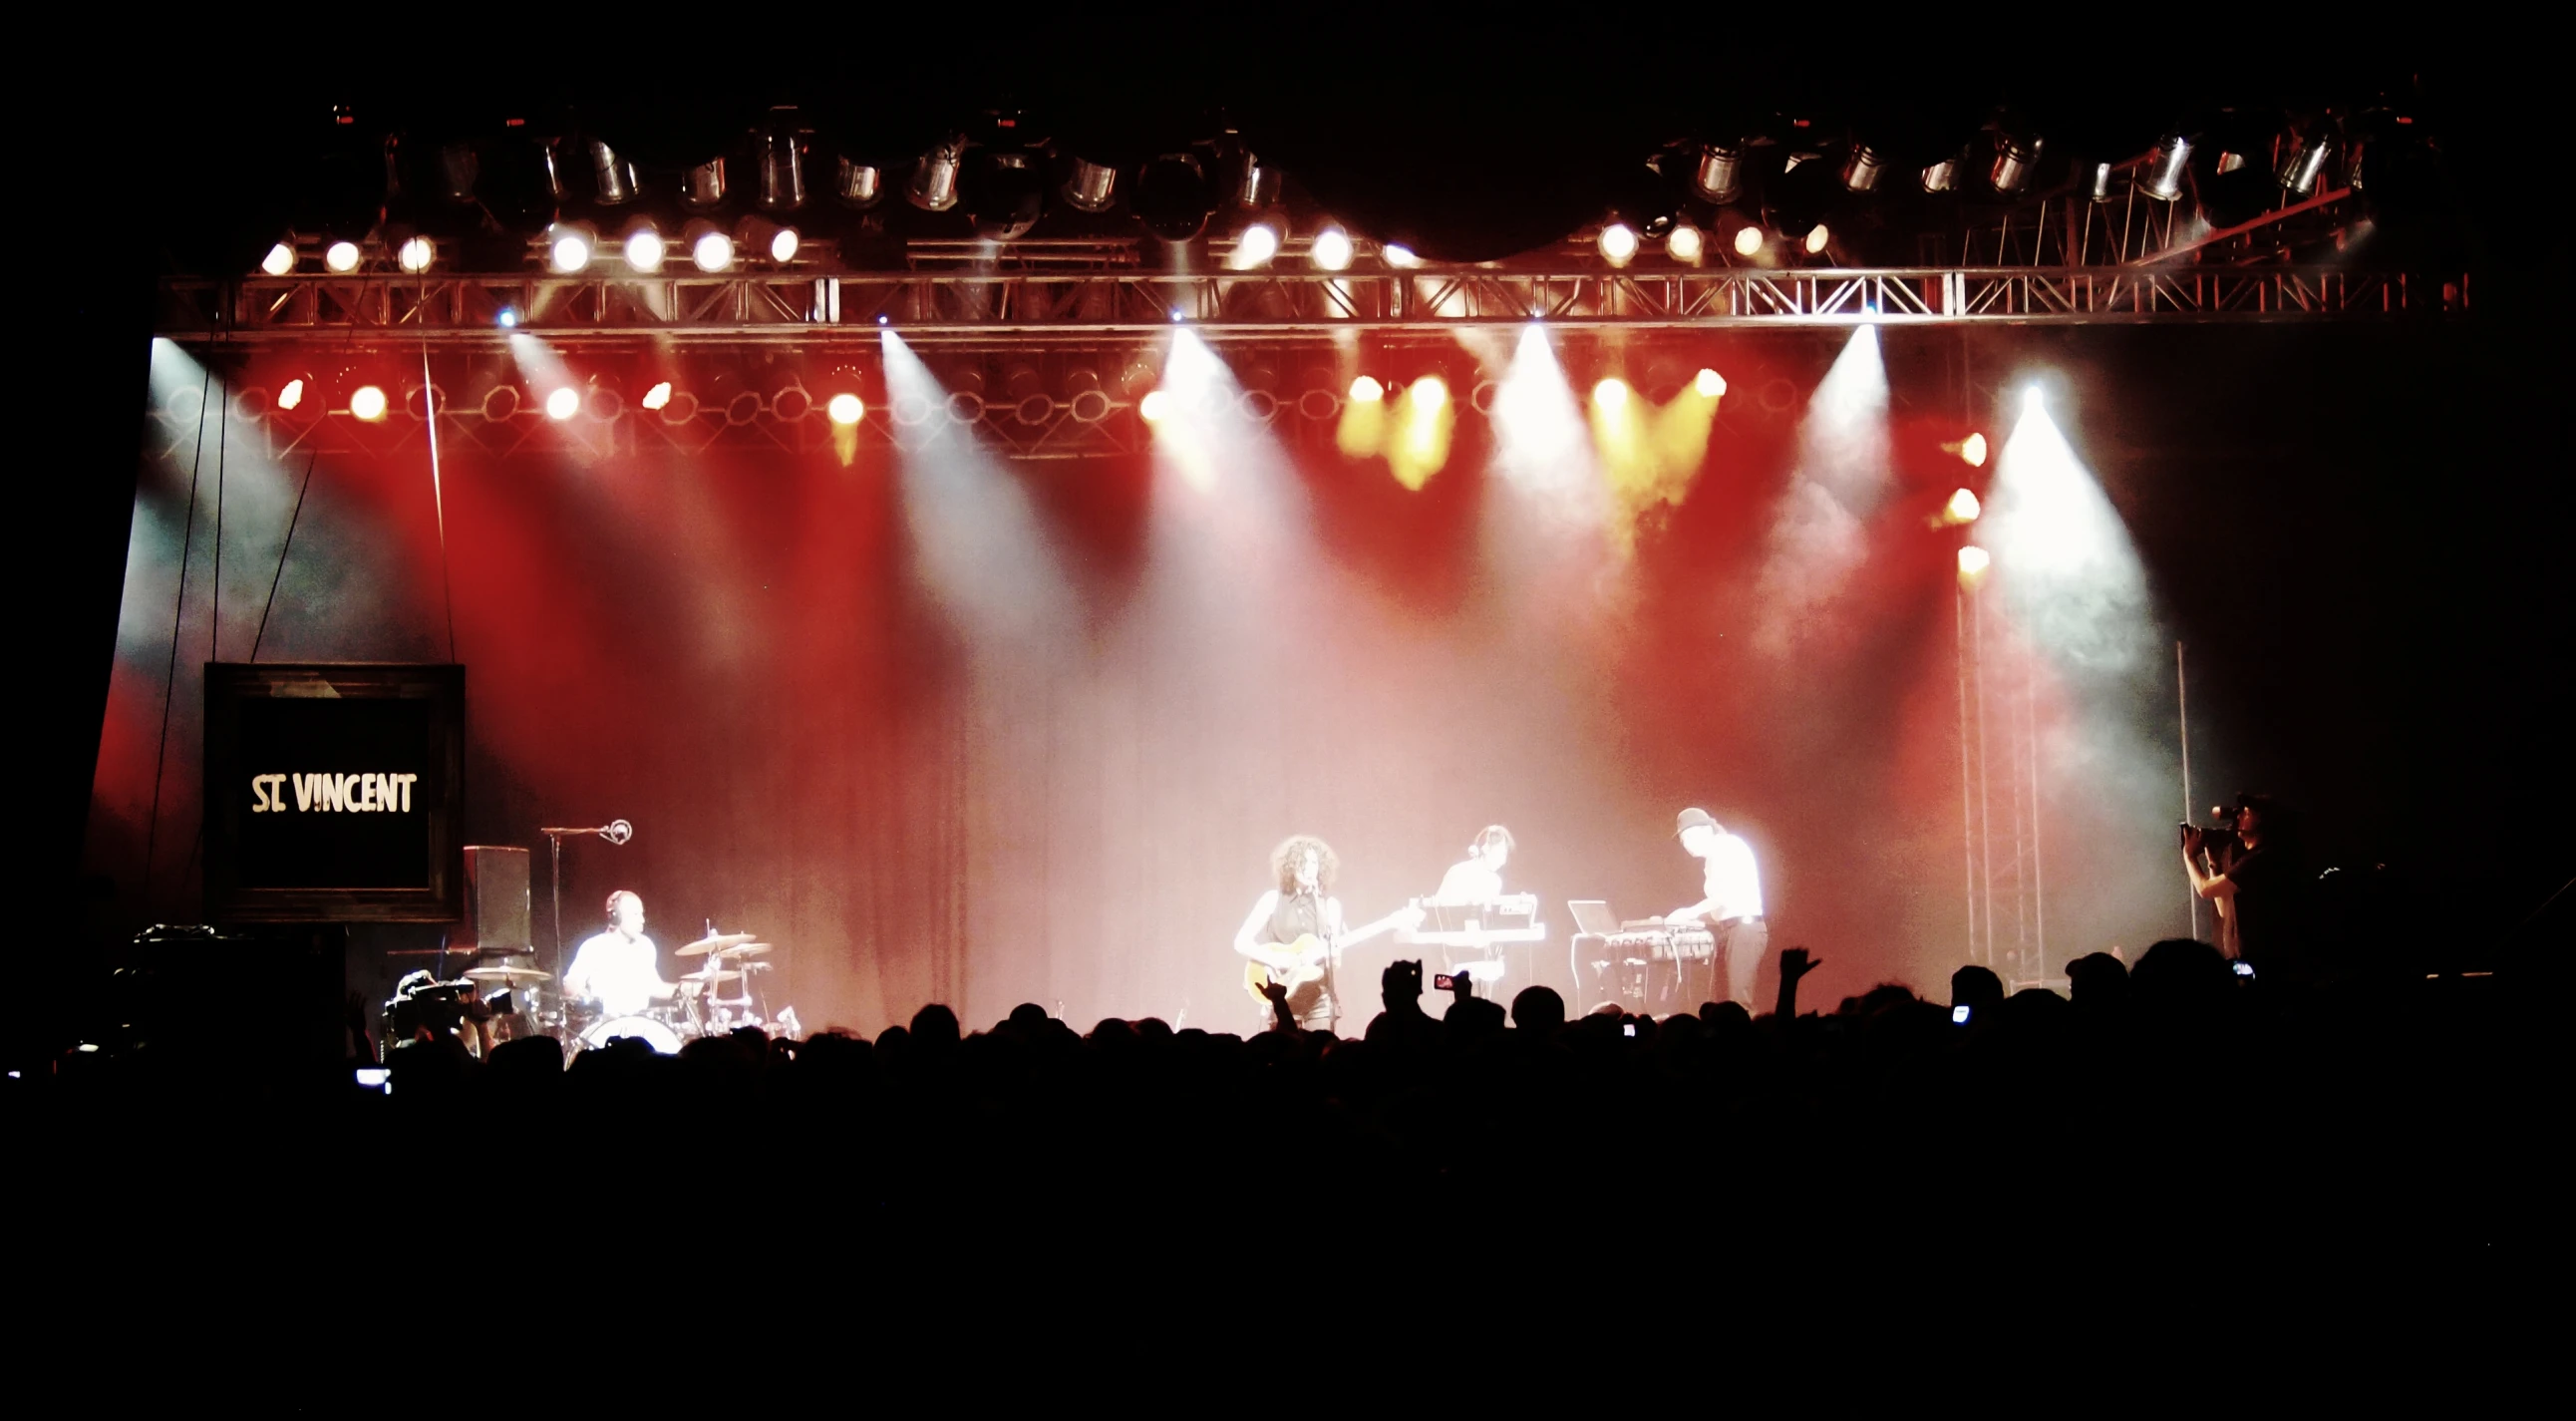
13, 929, 2547, 1277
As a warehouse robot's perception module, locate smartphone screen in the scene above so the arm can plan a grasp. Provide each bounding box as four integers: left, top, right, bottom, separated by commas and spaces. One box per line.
354, 1066, 391, 1092
1433, 973, 1456, 990
2232, 961, 2255, 978
1951, 1004, 1973, 1024
1622, 1022, 1636, 1037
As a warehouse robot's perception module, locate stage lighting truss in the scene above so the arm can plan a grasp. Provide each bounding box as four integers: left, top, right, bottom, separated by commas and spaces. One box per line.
170, 249, 2455, 350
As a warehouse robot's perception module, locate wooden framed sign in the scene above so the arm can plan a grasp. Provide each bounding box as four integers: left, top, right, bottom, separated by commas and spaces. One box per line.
203, 663, 465, 922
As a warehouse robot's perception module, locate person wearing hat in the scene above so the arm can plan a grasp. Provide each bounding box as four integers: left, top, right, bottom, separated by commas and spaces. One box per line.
1667, 808, 1768, 1010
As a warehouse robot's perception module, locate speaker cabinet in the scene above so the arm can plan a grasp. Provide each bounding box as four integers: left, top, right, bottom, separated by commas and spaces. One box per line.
459, 846, 532, 953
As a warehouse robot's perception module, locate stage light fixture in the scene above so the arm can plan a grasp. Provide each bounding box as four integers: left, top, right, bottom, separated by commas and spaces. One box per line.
2277, 131, 2333, 196
692, 228, 736, 272
769, 225, 800, 262
1695, 368, 1726, 398
1804, 223, 1830, 254
1061, 156, 1119, 212
1593, 377, 1630, 409
1692, 143, 1744, 203
1957, 544, 1991, 583
2141, 134, 2191, 200
2086, 161, 2116, 202
2022, 385, 2045, 415
1232, 219, 1280, 269
548, 224, 594, 273
759, 130, 805, 210
1734, 225, 1765, 256
641, 381, 672, 411
588, 140, 639, 204
623, 226, 666, 272
1667, 222, 1705, 263
835, 157, 885, 208
324, 240, 362, 273
497, 307, 519, 328
1383, 242, 1422, 268
1841, 143, 1886, 192
545, 387, 579, 420
1138, 389, 1172, 422
826, 393, 864, 425
1991, 134, 2043, 194
397, 235, 436, 272
350, 385, 389, 421
1311, 225, 1353, 271
908, 134, 965, 211
1412, 375, 1449, 409
276, 378, 306, 411
1135, 153, 1214, 242
1921, 151, 1962, 193
1598, 222, 1639, 266
1960, 431, 1989, 466
260, 241, 296, 276
1947, 488, 1983, 523
681, 157, 727, 209
1349, 375, 1384, 403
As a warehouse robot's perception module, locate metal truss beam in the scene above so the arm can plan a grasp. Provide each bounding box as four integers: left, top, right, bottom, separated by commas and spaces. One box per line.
158, 262, 2460, 351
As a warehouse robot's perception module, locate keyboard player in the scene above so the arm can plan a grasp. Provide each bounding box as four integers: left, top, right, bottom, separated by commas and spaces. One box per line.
1435, 825, 1515, 903
1666, 808, 1768, 1010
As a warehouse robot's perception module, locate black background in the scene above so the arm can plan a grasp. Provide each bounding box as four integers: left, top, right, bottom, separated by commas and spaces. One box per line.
231, 698, 435, 889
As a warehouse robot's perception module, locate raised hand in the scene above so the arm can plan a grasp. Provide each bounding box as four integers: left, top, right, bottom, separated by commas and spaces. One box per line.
1779, 946, 1821, 982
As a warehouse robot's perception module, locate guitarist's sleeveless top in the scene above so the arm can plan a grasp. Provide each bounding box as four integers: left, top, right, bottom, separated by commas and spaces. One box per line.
1267, 890, 1324, 946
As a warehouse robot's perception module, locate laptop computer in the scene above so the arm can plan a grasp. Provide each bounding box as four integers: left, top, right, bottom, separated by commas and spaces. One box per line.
1566, 899, 1619, 937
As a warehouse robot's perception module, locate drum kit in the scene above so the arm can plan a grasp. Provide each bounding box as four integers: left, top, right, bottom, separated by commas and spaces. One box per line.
380, 928, 798, 1062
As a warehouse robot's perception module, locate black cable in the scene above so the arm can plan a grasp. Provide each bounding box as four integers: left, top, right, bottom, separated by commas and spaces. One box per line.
248, 449, 320, 663
143, 366, 214, 909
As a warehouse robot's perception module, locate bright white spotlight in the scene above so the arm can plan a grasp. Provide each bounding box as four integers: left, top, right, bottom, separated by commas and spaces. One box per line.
1310, 226, 1353, 271
276, 378, 305, 412
1138, 389, 1172, 423
826, 392, 864, 425
2023, 385, 2046, 415
496, 307, 519, 328
1733, 225, 1764, 257
1958, 544, 1991, 578
1961, 431, 1989, 467
640, 381, 672, 411
1349, 375, 1384, 403
1232, 220, 1280, 268
1666, 223, 1704, 263
544, 387, 580, 421
324, 240, 361, 273
549, 229, 593, 273
349, 385, 388, 421
1947, 488, 1983, 524
260, 242, 295, 276
1593, 377, 1630, 409
1383, 242, 1422, 268
770, 226, 801, 262
624, 228, 666, 272
692, 230, 735, 272
1687, 368, 1723, 398
1803, 223, 1830, 254
397, 236, 435, 273
1411, 375, 1449, 409
1598, 222, 1638, 266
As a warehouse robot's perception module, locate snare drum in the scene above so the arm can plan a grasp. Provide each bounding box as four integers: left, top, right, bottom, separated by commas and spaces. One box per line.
577, 1014, 683, 1054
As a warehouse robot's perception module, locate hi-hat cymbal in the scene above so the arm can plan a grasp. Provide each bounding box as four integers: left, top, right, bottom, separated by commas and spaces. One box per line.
465, 965, 554, 983
678, 967, 741, 984
677, 933, 758, 957
716, 942, 771, 957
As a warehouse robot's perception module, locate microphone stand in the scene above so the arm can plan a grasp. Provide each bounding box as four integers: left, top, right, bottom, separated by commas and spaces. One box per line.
538, 820, 632, 1018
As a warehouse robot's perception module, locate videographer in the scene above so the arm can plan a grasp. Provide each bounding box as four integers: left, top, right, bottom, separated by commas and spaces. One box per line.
2180, 793, 2308, 978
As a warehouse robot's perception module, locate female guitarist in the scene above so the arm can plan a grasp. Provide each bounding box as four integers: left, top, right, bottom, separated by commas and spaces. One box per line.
1232, 834, 1419, 1033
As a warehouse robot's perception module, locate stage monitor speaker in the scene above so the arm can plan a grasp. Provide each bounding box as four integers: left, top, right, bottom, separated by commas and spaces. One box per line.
459, 846, 532, 953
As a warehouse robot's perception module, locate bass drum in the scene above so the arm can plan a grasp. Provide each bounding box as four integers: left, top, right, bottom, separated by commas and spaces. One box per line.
577, 1014, 683, 1055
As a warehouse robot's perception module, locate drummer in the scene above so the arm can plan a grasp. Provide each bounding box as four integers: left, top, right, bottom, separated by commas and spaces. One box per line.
562, 889, 676, 1018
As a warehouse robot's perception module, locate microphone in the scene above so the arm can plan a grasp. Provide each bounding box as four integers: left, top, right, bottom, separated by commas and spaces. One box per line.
540, 820, 634, 845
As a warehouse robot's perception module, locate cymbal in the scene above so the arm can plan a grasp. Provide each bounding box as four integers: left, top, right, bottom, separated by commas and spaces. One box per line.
716, 942, 771, 957
678, 967, 742, 984
465, 965, 554, 983
677, 932, 758, 957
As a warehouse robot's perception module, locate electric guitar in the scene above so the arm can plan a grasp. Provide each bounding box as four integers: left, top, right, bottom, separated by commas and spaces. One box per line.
1242, 905, 1425, 1005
